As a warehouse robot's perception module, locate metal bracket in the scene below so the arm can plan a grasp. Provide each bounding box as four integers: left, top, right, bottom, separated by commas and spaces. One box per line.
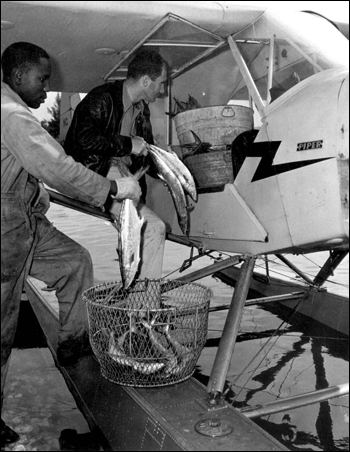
195, 394, 234, 437
179, 247, 222, 273
195, 417, 234, 437
195, 393, 228, 412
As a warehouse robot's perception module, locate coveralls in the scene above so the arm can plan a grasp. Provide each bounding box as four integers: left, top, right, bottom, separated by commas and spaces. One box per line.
1, 82, 111, 407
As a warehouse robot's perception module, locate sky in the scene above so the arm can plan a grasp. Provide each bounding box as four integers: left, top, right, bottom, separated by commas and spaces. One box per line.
31, 0, 349, 121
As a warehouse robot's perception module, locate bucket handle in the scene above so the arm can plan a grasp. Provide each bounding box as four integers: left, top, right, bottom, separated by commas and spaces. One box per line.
221, 106, 235, 118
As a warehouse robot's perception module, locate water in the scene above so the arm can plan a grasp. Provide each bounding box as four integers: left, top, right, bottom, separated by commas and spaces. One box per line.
2, 204, 348, 451
195, 302, 349, 450
2, 297, 102, 452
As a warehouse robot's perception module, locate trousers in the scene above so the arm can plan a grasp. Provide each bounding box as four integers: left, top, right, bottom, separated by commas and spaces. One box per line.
108, 165, 166, 281
1, 195, 93, 408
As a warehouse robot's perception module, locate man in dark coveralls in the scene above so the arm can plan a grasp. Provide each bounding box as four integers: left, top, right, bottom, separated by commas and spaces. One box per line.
1, 41, 143, 446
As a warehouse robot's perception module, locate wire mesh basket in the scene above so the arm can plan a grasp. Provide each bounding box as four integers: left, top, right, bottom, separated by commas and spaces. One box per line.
83, 279, 213, 387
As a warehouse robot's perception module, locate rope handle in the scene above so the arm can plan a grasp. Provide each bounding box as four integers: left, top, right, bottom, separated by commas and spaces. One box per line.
221, 106, 235, 118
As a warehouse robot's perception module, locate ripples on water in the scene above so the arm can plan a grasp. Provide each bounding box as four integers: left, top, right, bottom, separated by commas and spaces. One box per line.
196, 304, 349, 450
2, 205, 348, 450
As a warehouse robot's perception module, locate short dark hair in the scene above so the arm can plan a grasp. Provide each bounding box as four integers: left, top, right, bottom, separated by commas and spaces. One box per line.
1, 42, 50, 79
127, 50, 167, 81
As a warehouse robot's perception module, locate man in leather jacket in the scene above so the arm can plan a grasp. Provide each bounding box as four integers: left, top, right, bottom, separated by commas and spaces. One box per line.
64, 50, 168, 282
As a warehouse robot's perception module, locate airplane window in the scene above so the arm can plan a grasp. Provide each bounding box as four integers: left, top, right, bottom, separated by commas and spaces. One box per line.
157, 8, 348, 133
231, 10, 348, 104
235, 38, 317, 102
104, 13, 224, 83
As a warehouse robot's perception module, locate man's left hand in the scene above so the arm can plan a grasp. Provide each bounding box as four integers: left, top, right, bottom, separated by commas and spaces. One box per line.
33, 181, 50, 214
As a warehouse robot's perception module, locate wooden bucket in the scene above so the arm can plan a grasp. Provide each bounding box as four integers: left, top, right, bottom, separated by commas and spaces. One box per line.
174, 105, 253, 147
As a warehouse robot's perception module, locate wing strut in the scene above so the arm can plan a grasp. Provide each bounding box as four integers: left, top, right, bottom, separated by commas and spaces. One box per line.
207, 256, 256, 397
313, 250, 349, 287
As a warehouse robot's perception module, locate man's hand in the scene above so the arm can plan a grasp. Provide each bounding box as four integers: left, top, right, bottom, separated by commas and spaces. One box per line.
108, 199, 122, 227
33, 181, 50, 214
113, 177, 141, 202
131, 136, 149, 157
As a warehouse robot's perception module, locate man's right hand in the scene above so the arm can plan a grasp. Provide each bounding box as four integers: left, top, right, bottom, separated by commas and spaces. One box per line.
131, 136, 149, 157
113, 177, 141, 202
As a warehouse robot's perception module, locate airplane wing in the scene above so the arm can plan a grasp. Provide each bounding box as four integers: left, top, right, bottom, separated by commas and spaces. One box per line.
2, 1, 348, 94
2, 1, 348, 256
1, 1, 266, 93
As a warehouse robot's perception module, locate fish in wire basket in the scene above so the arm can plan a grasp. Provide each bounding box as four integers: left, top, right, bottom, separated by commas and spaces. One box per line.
107, 312, 196, 378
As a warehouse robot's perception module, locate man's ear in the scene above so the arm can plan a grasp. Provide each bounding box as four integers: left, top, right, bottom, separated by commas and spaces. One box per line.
14, 69, 23, 87
141, 75, 150, 88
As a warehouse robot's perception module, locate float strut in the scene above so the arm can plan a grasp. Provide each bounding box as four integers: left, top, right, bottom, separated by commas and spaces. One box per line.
207, 256, 256, 396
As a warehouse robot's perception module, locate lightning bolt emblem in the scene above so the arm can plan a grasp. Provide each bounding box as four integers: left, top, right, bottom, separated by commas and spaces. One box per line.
247, 141, 332, 182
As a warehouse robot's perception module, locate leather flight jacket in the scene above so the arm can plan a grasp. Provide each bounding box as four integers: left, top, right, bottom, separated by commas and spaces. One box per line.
64, 80, 157, 199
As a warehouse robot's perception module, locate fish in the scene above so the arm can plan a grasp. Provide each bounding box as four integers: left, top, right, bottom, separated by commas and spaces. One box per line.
108, 331, 165, 374
187, 94, 201, 110
149, 145, 197, 202
162, 324, 193, 376
166, 353, 193, 376
148, 149, 189, 235
118, 165, 149, 290
172, 94, 201, 115
189, 130, 212, 155
163, 324, 192, 355
119, 199, 143, 290
141, 318, 178, 374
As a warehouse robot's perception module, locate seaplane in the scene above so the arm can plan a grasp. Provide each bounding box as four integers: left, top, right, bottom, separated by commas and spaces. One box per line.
1, 1, 348, 450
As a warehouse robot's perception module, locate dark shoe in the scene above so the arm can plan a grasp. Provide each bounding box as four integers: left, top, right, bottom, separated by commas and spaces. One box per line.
1, 419, 20, 446
57, 340, 94, 367
56, 349, 80, 367
59, 428, 102, 451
